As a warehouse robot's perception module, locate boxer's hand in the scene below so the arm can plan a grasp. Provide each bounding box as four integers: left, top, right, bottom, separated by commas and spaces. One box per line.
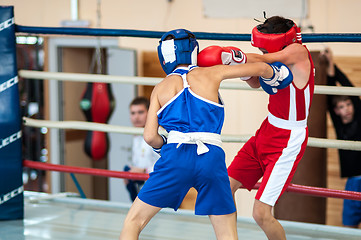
198, 45, 247, 67
152, 134, 167, 156
259, 62, 293, 94
221, 46, 247, 65
198, 45, 250, 80
259, 80, 278, 95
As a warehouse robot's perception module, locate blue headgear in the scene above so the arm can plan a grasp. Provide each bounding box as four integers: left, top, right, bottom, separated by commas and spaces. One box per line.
157, 29, 199, 75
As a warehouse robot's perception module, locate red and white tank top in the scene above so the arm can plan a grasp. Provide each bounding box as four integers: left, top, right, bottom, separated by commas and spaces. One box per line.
268, 46, 315, 122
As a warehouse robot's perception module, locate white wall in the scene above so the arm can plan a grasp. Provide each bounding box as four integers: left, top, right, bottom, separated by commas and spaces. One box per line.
7, 0, 361, 55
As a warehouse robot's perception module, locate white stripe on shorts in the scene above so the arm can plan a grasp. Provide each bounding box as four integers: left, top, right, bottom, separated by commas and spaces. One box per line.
259, 127, 306, 206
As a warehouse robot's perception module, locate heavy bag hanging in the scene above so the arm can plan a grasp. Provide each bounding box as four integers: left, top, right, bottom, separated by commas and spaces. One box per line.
80, 82, 114, 160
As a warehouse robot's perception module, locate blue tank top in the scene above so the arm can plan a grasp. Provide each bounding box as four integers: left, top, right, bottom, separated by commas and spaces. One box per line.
157, 65, 225, 134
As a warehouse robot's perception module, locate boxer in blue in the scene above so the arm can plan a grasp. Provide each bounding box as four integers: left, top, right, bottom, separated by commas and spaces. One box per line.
119, 29, 293, 240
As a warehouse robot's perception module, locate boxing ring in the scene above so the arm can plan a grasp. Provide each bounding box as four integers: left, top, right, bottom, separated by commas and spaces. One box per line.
1, 5, 361, 240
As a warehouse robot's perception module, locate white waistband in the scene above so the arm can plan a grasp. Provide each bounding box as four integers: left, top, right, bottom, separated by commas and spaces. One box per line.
167, 130, 222, 155
267, 113, 307, 130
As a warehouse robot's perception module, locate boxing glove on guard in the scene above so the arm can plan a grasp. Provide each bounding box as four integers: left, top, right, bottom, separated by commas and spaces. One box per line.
259, 79, 278, 95
152, 134, 167, 156
259, 62, 293, 95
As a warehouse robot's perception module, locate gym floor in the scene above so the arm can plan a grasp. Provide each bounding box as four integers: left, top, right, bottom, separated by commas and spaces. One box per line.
1, 192, 361, 240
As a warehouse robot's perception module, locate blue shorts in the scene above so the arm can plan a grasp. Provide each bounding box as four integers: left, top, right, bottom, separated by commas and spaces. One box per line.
343, 176, 361, 226
137, 143, 236, 215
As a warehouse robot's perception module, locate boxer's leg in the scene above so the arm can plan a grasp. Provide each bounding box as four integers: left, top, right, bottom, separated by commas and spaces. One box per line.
253, 200, 286, 240
119, 197, 161, 240
209, 212, 238, 240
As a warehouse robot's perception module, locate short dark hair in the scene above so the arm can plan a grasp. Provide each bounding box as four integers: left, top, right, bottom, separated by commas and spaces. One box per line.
129, 96, 150, 110
331, 95, 351, 108
257, 16, 294, 34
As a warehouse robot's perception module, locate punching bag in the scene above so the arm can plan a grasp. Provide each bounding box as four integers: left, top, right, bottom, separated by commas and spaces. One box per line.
80, 82, 115, 160
0, 6, 24, 220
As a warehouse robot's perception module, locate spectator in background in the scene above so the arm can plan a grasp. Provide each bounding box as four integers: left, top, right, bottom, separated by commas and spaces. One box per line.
321, 48, 361, 228
124, 97, 159, 202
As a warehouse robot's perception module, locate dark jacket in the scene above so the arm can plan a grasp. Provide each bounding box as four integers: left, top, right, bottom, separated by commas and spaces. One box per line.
327, 65, 361, 178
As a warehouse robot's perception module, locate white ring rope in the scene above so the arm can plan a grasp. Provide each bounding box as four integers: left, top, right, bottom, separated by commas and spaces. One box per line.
24, 117, 144, 135
19, 70, 361, 96
23, 117, 361, 151
19, 70, 161, 86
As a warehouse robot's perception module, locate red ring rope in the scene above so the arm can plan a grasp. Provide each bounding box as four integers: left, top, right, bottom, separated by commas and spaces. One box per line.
23, 160, 361, 201
23, 160, 148, 181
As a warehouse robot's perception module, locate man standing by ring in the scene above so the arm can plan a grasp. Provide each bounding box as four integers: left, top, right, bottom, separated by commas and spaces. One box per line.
321, 47, 361, 228
123, 97, 159, 202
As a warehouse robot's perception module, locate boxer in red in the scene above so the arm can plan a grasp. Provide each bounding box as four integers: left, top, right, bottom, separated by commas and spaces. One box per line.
198, 16, 315, 240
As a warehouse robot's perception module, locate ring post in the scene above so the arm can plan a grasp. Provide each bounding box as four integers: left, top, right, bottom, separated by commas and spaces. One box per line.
0, 6, 24, 220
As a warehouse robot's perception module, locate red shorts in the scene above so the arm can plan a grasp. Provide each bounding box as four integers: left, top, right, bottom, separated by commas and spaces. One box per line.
228, 118, 308, 206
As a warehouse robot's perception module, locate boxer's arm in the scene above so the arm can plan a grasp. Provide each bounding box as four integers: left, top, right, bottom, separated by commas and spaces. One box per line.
209, 62, 292, 95
143, 86, 164, 149
216, 62, 274, 81
248, 43, 307, 66
245, 76, 261, 88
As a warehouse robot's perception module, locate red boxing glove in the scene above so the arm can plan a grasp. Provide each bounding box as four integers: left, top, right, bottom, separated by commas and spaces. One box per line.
198, 45, 247, 67
197, 45, 224, 67
222, 46, 247, 65
198, 45, 250, 80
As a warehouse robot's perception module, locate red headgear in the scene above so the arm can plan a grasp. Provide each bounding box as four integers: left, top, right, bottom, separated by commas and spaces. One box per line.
251, 21, 302, 53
